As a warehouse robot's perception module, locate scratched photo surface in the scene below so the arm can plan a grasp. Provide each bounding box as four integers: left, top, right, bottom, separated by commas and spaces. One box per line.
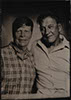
1, 0, 70, 100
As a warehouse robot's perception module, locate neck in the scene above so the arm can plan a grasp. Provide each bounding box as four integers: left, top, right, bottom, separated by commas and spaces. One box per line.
13, 42, 27, 52
52, 37, 61, 47
17, 46, 27, 51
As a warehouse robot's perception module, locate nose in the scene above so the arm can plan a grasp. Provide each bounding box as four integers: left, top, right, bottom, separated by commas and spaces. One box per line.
45, 27, 51, 35
20, 30, 25, 37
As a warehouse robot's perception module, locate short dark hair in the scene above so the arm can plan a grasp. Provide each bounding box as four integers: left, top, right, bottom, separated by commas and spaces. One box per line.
12, 16, 33, 39
37, 11, 60, 27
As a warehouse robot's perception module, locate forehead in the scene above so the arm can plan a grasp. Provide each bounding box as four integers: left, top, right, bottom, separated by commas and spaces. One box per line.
17, 24, 31, 30
42, 16, 57, 26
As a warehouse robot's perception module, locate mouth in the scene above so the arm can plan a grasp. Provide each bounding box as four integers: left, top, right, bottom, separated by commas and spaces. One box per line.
44, 34, 53, 38
19, 39, 27, 42
47, 35, 53, 38
46, 32, 54, 38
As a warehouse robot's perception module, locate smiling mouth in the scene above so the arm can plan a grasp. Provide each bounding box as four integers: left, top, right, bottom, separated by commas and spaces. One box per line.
45, 34, 53, 38
48, 35, 53, 38
19, 39, 27, 42
47, 32, 54, 37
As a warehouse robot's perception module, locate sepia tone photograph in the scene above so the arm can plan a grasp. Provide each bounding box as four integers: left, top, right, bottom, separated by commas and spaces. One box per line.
0, 0, 70, 100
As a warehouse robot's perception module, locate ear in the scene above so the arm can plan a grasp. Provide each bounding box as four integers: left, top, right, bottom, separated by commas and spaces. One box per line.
58, 23, 62, 33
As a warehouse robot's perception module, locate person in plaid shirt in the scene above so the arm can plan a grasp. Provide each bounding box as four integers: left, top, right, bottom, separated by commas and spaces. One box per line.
1, 17, 36, 94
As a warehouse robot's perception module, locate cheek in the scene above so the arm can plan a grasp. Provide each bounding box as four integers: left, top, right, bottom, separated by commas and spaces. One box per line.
15, 33, 20, 39
54, 28, 59, 36
26, 33, 32, 38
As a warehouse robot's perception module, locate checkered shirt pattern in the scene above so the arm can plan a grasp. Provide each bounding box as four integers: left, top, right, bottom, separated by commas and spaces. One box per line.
1, 42, 35, 94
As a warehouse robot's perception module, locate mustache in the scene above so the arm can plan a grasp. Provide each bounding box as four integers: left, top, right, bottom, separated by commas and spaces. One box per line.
42, 32, 53, 37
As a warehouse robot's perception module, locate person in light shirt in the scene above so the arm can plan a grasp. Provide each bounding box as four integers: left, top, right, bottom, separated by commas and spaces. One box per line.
32, 11, 70, 98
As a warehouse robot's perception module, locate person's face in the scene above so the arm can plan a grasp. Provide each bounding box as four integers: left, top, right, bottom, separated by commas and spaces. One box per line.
15, 24, 32, 47
41, 16, 60, 44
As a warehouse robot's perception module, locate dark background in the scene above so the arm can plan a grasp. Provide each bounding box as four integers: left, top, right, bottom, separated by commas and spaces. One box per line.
1, 0, 70, 40
2, 0, 70, 18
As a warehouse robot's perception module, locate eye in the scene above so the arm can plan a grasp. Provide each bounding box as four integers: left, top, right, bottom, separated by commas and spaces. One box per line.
24, 30, 29, 32
48, 25, 54, 29
16, 30, 21, 34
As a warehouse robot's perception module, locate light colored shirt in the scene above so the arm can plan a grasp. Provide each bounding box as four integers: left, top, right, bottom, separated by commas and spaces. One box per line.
1, 42, 35, 94
32, 36, 70, 97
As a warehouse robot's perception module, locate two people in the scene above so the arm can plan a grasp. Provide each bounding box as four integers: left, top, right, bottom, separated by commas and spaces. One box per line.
1, 11, 70, 97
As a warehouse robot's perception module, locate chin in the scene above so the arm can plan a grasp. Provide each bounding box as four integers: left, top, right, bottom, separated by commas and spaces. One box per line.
48, 39, 55, 43
19, 44, 28, 47
19, 41, 29, 46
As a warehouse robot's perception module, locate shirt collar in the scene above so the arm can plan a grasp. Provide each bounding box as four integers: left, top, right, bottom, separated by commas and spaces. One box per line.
37, 35, 70, 53
10, 42, 29, 60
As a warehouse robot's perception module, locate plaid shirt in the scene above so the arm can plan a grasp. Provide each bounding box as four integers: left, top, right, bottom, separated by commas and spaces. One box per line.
1, 42, 35, 94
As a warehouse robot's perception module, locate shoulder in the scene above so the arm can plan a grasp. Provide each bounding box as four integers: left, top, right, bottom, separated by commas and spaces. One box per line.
27, 49, 35, 63
1, 43, 14, 56
63, 37, 70, 49
31, 39, 41, 49
31, 39, 45, 57
60, 35, 70, 49
60, 36, 70, 59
